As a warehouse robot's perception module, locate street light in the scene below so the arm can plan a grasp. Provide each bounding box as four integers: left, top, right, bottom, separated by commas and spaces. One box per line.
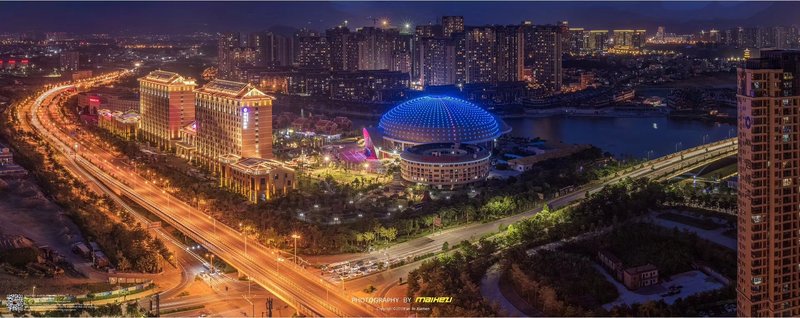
276, 256, 284, 272
291, 234, 301, 264
206, 253, 215, 274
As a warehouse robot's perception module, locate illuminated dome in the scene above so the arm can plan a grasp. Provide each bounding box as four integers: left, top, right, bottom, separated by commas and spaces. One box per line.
378, 96, 507, 146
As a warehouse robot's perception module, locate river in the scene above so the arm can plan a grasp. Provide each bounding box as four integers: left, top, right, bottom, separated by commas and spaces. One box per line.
503, 116, 736, 159
352, 114, 735, 159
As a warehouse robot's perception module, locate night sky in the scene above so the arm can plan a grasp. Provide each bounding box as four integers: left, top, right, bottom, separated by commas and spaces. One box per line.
1, 1, 797, 35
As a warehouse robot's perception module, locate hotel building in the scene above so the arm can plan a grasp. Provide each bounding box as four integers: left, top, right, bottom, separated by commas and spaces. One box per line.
138, 70, 196, 150
194, 79, 274, 164
737, 50, 800, 317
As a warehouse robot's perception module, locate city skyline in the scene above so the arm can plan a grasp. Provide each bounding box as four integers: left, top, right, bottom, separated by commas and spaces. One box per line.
1, 1, 799, 34
0, 1, 787, 317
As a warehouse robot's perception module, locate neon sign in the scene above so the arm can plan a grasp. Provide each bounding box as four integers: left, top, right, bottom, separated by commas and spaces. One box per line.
242, 107, 249, 129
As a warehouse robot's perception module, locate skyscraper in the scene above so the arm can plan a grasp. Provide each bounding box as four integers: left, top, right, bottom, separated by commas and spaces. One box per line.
138, 70, 197, 150
326, 26, 359, 71
494, 25, 525, 82
529, 25, 563, 92
417, 36, 458, 86
442, 16, 465, 37
218, 33, 241, 76
737, 50, 800, 317
464, 26, 496, 84
357, 27, 394, 71
294, 29, 330, 69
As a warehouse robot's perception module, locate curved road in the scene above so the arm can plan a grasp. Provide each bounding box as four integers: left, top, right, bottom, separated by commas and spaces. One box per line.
25, 83, 378, 317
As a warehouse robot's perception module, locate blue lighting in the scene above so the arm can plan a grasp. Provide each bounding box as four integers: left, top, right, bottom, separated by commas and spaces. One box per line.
378, 96, 503, 144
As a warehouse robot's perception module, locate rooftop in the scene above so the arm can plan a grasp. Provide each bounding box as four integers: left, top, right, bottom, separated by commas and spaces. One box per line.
379, 95, 507, 145
401, 143, 490, 164
139, 70, 194, 85
197, 79, 274, 100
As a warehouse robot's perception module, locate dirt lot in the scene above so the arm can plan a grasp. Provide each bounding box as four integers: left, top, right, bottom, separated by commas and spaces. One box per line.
0, 176, 109, 292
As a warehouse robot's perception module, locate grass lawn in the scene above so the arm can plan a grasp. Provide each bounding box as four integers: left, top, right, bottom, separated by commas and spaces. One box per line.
306, 168, 390, 185
657, 212, 721, 230
566, 223, 736, 278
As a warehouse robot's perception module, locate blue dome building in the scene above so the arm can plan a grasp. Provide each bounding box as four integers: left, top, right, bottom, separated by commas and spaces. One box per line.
377, 96, 510, 151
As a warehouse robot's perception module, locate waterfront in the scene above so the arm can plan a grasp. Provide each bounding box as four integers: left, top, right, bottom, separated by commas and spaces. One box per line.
504, 116, 735, 159
351, 115, 735, 159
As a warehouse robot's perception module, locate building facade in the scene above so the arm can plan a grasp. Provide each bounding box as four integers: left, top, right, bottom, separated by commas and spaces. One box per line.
138, 70, 196, 150
98, 109, 140, 140
60, 51, 79, 71
194, 79, 275, 165
528, 25, 563, 92
737, 50, 800, 317
219, 156, 296, 203
400, 143, 491, 189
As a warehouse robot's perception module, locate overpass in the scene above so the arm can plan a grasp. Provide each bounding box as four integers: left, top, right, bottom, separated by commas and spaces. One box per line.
23, 82, 378, 317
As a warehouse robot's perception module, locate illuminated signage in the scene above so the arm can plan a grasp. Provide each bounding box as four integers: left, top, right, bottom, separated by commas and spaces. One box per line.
242, 107, 249, 129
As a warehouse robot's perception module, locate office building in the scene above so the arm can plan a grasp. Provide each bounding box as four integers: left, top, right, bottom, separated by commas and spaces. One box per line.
737, 50, 800, 317
138, 70, 196, 150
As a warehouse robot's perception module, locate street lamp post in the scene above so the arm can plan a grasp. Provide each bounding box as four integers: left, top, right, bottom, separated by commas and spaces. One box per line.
240, 223, 248, 257
162, 190, 170, 212
291, 234, 301, 265
206, 253, 215, 274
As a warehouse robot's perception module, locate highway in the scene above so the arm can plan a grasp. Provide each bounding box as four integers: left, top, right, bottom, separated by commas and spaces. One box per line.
23, 81, 378, 317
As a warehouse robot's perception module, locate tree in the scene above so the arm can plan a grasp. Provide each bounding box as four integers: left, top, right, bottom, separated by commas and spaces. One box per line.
384, 227, 398, 242
363, 231, 376, 247
116, 251, 131, 271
